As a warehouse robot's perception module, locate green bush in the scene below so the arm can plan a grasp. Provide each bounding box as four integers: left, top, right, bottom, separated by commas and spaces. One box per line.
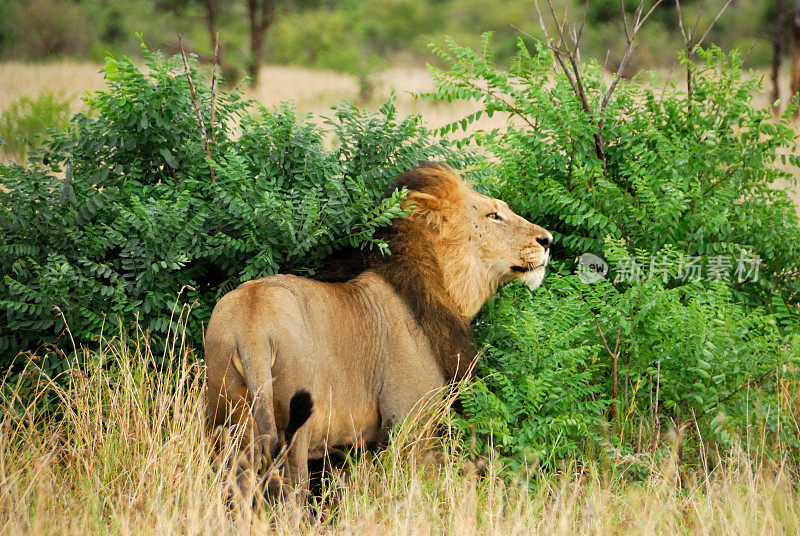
2, 35, 800, 477
426, 38, 800, 303
463, 246, 800, 476
0, 91, 71, 162
0, 44, 472, 374
424, 37, 800, 472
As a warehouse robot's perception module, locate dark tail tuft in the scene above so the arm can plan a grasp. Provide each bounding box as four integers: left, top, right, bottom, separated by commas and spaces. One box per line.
285, 389, 314, 443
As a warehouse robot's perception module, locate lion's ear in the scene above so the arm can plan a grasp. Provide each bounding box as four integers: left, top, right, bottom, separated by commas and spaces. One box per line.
404, 191, 452, 228
397, 163, 467, 228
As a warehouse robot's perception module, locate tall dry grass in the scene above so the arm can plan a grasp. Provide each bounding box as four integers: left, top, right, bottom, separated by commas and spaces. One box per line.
1, 330, 799, 535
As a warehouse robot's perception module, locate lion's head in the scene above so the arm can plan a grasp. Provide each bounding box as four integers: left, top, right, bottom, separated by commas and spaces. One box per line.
394, 162, 552, 319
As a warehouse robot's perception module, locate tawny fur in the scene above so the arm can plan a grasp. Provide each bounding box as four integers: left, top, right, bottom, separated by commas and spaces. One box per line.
204, 162, 553, 492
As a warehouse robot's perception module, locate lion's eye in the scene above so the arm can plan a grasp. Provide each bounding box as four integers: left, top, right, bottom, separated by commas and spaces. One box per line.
487, 212, 502, 221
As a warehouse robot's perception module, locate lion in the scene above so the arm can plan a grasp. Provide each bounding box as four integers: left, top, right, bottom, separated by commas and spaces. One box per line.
204, 161, 552, 493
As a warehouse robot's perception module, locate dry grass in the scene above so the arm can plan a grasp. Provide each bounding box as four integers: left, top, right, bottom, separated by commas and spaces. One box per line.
1, 332, 799, 535
0, 60, 505, 132
0, 61, 108, 113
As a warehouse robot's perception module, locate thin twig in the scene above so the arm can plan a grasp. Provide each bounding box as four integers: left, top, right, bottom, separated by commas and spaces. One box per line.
675, 0, 694, 110
534, 0, 605, 174
620, 0, 630, 37
546, 0, 571, 53
531, 0, 662, 182
593, 315, 622, 420
690, 0, 709, 42
554, 9, 594, 115
576, 0, 590, 48
675, 0, 688, 43
636, 1, 663, 33
543, 0, 596, 120
178, 32, 216, 182
601, 0, 660, 115
210, 32, 220, 144
675, 0, 734, 114
533, 0, 551, 43
528, 7, 581, 103
696, 0, 734, 47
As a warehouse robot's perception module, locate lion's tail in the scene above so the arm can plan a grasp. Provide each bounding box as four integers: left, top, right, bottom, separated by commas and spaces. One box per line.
285, 389, 314, 444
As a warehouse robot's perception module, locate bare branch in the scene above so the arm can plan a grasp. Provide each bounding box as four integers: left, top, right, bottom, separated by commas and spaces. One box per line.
601, 0, 660, 114
636, 0, 664, 33
533, 0, 551, 43
528, 7, 581, 96
602, 48, 612, 73
631, 1, 645, 33
674, 0, 732, 115
518, 16, 593, 119
545, 0, 571, 54
210, 32, 220, 144
575, 0, 590, 49
544, 0, 596, 118
533, 0, 662, 178
675, 0, 688, 44
676, 0, 734, 53
620, 0, 630, 36
696, 0, 734, 47
529, 1, 608, 173
690, 0, 709, 42
178, 33, 216, 182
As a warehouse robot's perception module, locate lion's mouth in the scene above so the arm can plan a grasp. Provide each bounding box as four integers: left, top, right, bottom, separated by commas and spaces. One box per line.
510, 261, 547, 273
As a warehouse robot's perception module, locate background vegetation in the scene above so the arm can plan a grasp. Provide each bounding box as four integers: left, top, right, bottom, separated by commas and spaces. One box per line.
3, 31, 800, 473
2, 1, 800, 531
0, 42, 476, 368
427, 36, 800, 474
0, 0, 781, 79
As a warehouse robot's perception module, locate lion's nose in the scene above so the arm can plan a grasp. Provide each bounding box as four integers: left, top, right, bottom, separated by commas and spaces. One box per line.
536, 233, 553, 250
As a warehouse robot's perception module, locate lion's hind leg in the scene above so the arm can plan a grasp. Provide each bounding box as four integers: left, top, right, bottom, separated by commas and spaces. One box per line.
237, 338, 282, 468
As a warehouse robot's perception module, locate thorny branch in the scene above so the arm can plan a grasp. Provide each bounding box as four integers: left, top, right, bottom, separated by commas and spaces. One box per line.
178, 33, 216, 182
675, 0, 735, 110
594, 315, 622, 420
210, 32, 220, 144
524, 0, 735, 424
459, 78, 540, 131
533, 0, 660, 180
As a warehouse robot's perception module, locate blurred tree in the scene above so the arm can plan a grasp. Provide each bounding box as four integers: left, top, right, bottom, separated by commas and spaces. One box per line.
772, 0, 786, 112
156, 0, 224, 59
155, 0, 275, 85
1, 0, 93, 58
792, 1, 800, 107
247, 0, 275, 84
